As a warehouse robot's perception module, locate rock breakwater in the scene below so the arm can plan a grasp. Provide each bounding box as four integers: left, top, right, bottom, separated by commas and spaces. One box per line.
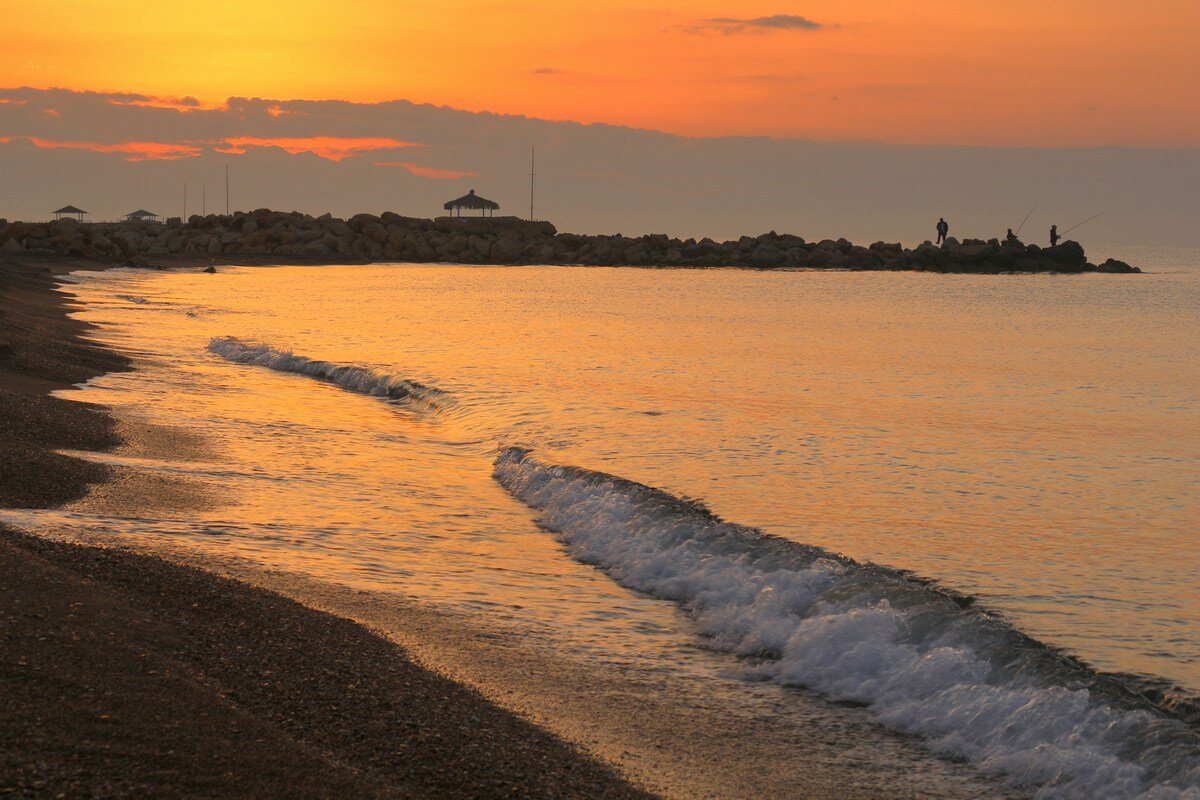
0, 211, 1140, 273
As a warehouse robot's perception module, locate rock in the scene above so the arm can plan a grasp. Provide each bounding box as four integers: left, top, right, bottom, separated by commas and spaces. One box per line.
1095, 258, 1140, 273
468, 235, 491, 258
749, 243, 785, 266
202, 265, 217, 273
1, 237, 24, 253
491, 236, 523, 262
1043, 240, 1087, 271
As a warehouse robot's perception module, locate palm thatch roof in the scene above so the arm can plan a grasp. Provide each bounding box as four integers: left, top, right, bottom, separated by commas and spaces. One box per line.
125, 209, 159, 219
444, 190, 499, 211
53, 205, 87, 214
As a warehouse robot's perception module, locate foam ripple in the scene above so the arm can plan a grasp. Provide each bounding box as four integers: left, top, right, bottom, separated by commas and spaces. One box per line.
493, 447, 1200, 800
208, 336, 449, 411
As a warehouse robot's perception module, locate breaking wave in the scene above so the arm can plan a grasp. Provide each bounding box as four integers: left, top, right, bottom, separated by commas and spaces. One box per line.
208, 337, 450, 411
493, 447, 1200, 800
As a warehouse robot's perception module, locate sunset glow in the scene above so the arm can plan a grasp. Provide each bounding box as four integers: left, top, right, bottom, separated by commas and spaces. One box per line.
0, 136, 202, 161
3, 0, 1196, 145
0, 134, 419, 162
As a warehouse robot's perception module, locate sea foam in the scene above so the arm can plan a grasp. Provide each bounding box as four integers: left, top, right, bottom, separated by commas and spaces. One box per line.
493, 447, 1200, 800
208, 337, 448, 410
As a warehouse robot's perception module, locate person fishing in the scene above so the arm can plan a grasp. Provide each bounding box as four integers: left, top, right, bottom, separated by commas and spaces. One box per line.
1050, 225, 1061, 247
936, 217, 949, 245
1006, 228, 1019, 243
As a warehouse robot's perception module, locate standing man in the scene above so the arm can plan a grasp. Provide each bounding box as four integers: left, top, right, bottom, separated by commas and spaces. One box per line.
936, 217, 949, 245
1050, 225, 1061, 247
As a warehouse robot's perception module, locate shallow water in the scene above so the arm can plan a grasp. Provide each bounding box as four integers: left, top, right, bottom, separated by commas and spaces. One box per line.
7, 252, 1198, 798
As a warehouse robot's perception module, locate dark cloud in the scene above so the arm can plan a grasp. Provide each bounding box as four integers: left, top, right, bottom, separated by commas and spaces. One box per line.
693, 15, 825, 34
532, 68, 564, 75
0, 87, 1195, 247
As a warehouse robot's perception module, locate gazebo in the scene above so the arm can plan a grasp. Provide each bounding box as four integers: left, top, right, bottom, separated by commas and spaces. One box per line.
124, 209, 161, 222
443, 189, 499, 218
53, 205, 87, 221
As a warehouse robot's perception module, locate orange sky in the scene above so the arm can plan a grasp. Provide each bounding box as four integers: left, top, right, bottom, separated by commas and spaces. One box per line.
3, 0, 1197, 146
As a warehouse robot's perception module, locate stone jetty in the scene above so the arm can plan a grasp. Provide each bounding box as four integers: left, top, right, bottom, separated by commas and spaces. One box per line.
0, 212, 1140, 273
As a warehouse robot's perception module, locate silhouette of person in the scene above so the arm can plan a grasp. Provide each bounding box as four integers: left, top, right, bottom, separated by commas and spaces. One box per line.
1050, 225, 1061, 247
1006, 228, 1018, 242
936, 217, 949, 245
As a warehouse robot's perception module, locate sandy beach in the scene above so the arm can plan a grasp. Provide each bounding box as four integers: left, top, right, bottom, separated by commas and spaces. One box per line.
0, 253, 655, 799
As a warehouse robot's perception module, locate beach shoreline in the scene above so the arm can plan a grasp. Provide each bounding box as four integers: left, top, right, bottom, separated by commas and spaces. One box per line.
0, 253, 656, 799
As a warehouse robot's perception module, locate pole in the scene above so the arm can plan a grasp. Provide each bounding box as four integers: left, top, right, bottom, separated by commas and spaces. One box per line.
202, 186, 206, 216
1060, 210, 1107, 236
225, 164, 230, 215
529, 145, 536, 222
183, 183, 187, 220
1015, 196, 1041, 236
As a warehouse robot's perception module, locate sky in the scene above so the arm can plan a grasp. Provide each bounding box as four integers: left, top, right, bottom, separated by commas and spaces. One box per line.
4, 0, 1197, 146
1, 2, 1197, 243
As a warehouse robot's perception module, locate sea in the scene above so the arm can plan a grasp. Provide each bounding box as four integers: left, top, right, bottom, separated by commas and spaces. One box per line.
5, 243, 1198, 798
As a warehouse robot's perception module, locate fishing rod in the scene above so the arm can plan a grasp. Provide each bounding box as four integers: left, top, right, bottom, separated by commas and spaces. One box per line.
1015, 196, 1042, 236
1059, 210, 1108, 236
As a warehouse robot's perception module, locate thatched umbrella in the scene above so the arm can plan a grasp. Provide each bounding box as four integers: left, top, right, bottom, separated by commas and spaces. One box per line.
443, 189, 500, 218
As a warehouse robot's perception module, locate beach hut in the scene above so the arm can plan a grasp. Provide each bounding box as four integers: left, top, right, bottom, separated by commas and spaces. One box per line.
443, 189, 500, 218
124, 209, 161, 223
52, 205, 87, 221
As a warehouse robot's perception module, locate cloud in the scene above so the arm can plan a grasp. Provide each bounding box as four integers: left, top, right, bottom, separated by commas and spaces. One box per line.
373, 161, 477, 180
532, 68, 564, 75
0, 136, 202, 161
691, 15, 825, 35
218, 136, 420, 161
0, 132, 419, 163
0, 87, 1194, 249
110, 94, 216, 112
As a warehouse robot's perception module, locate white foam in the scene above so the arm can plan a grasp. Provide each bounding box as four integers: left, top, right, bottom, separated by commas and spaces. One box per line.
494, 448, 1200, 800
208, 337, 447, 409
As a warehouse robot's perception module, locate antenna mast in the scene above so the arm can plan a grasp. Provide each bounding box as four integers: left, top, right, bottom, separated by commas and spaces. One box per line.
529, 146, 536, 222
183, 183, 187, 220
225, 164, 230, 215
202, 185, 206, 216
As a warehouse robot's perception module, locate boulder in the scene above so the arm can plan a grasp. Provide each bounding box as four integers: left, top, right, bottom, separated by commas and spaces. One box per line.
468, 234, 491, 258
1043, 240, 1087, 271
1095, 258, 1140, 273
749, 243, 785, 266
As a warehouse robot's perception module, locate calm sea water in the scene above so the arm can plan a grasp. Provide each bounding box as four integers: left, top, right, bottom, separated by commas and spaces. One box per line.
7, 249, 1198, 798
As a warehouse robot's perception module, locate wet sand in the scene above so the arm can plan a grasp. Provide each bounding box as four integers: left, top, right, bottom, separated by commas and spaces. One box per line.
0, 254, 654, 799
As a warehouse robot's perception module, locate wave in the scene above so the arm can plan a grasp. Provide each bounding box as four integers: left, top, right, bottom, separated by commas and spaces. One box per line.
208, 337, 449, 411
493, 447, 1200, 800
116, 294, 150, 304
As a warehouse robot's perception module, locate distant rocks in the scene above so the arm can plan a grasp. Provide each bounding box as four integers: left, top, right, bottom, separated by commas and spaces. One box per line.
0, 210, 1141, 274
1095, 258, 1140, 274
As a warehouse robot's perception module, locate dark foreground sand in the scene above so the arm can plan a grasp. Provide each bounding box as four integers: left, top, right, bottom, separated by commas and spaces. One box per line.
0, 254, 654, 799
